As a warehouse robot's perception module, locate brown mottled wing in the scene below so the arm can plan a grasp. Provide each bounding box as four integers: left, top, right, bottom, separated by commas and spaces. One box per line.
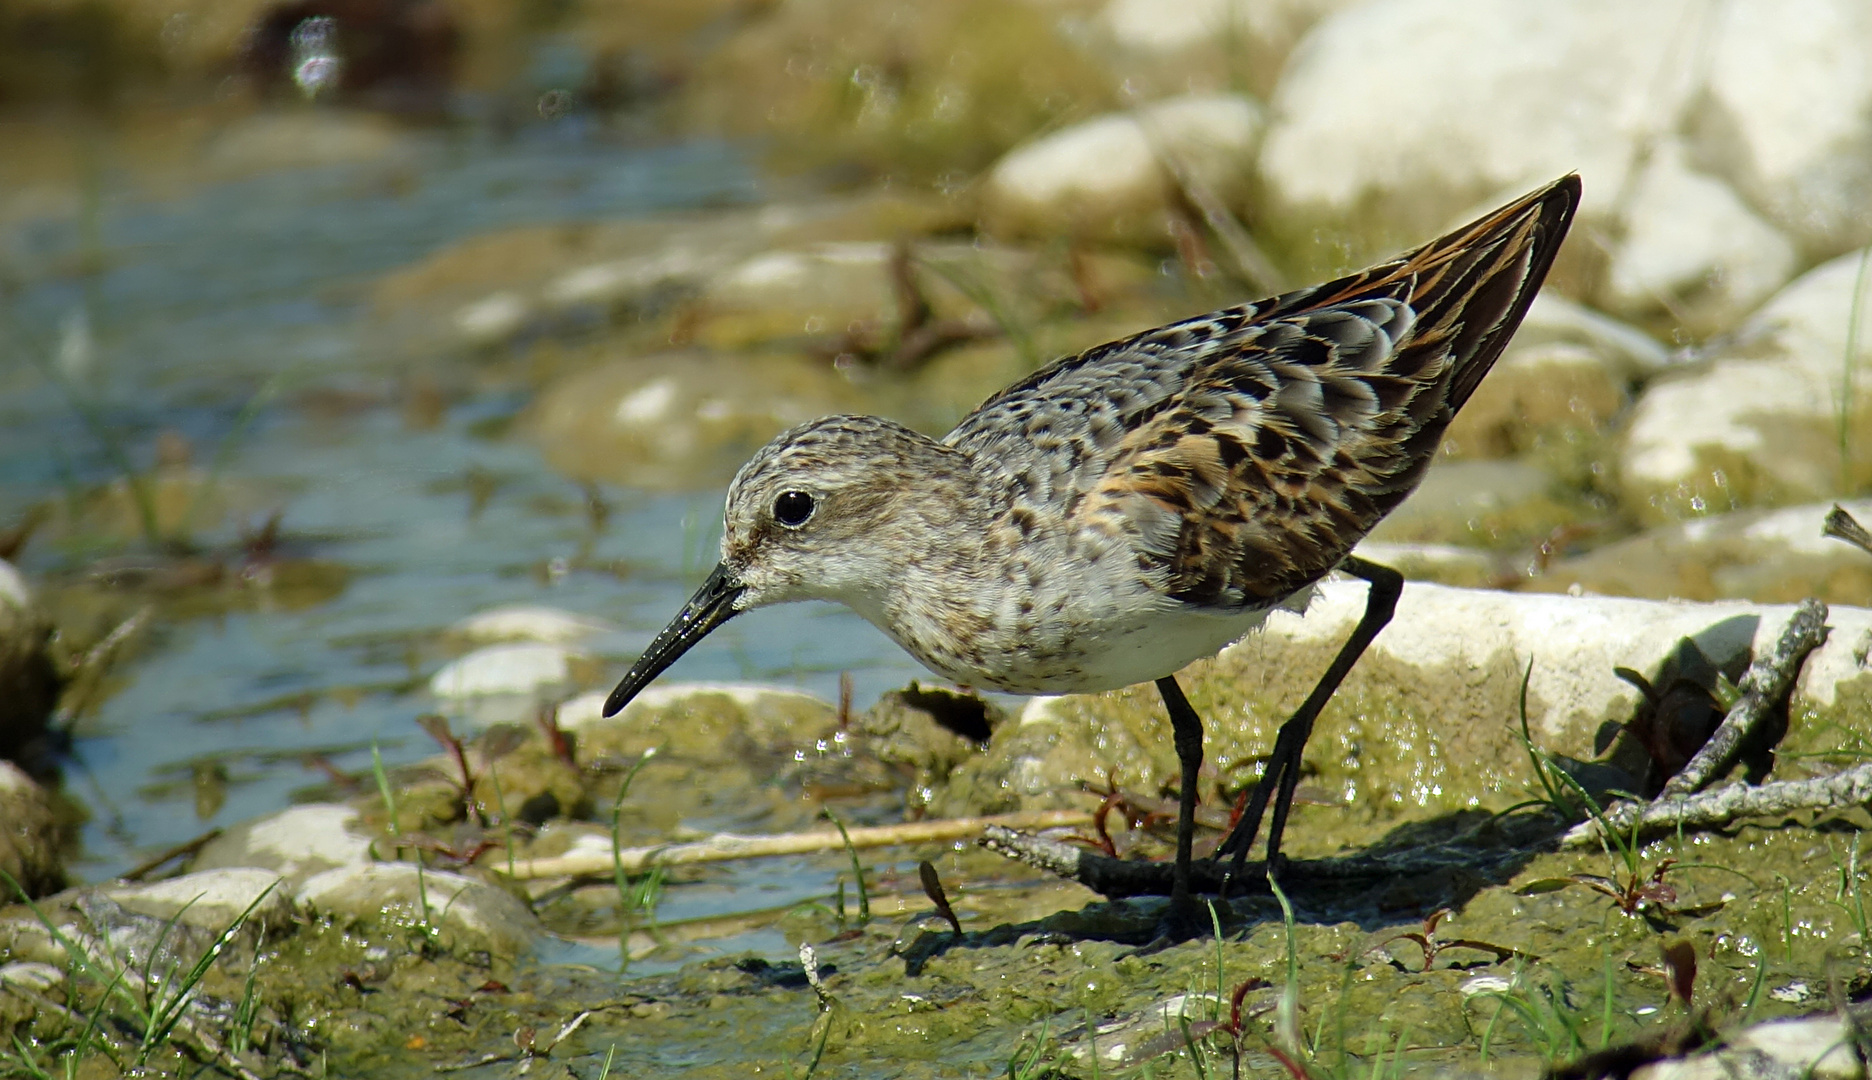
947, 174, 1580, 609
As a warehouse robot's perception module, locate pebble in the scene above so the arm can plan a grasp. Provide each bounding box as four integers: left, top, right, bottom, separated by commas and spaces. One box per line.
294, 864, 542, 955
99, 868, 292, 933
191, 803, 375, 886
449, 604, 616, 645
983, 94, 1263, 244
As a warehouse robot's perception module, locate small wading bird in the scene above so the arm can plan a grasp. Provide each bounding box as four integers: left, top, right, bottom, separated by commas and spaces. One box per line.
604, 174, 1580, 928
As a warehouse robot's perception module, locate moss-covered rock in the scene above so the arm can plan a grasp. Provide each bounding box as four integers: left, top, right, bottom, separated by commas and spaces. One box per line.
936, 583, 1872, 861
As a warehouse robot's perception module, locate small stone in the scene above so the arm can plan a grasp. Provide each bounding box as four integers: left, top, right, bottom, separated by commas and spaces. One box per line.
450, 604, 616, 645
982, 94, 1264, 245
295, 864, 542, 956
192, 803, 374, 886
0, 961, 64, 993
0, 762, 62, 898
521, 350, 858, 492
430, 643, 576, 699
100, 868, 291, 933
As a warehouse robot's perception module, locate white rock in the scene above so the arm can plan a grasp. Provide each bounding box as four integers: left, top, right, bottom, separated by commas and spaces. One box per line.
0, 962, 64, 992
0, 559, 30, 610
1688, 0, 1872, 256
1535, 499, 1872, 604
101, 869, 291, 932
430, 643, 576, 699
1258, 0, 1863, 297
1099, 0, 1359, 96
552, 690, 609, 730
541, 245, 718, 310
1516, 294, 1673, 378
1620, 246, 1872, 518
1633, 1015, 1864, 1080
1261, 0, 1700, 244
295, 864, 541, 955
1246, 582, 1872, 746
452, 291, 530, 346
450, 604, 615, 645
1605, 138, 1799, 334
553, 682, 833, 731
1732, 1016, 1861, 1079
191, 803, 374, 885
983, 94, 1263, 243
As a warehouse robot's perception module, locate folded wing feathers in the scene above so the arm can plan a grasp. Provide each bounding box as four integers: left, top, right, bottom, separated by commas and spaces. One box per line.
1083, 175, 1580, 609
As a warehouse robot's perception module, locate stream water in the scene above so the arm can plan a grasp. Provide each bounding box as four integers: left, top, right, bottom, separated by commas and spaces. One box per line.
0, 115, 926, 922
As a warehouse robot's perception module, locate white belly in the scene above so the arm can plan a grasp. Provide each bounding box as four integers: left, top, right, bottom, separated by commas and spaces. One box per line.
904, 587, 1313, 696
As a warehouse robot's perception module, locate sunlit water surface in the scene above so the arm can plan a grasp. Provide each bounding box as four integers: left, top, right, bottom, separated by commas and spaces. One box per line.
0, 118, 928, 967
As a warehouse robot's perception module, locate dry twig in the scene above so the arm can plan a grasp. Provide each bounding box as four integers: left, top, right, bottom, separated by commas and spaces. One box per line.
505, 809, 1090, 880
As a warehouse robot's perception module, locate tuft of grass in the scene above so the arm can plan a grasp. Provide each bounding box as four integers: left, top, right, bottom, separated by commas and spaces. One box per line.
371, 741, 435, 942
1006, 1015, 1054, 1079
822, 809, 871, 927
610, 747, 661, 966
1, 867, 274, 1077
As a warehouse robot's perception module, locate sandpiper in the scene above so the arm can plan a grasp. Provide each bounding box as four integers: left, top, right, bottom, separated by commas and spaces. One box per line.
604, 174, 1580, 924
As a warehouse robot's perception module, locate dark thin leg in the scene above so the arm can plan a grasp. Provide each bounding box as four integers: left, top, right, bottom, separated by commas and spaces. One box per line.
1156, 674, 1205, 926
1215, 557, 1403, 882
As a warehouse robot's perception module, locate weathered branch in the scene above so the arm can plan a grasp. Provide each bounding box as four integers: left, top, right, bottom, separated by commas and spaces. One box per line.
1566, 599, 1831, 846
1559, 761, 1872, 849
1825, 504, 1872, 555
504, 809, 1091, 880
1660, 598, 1829, 799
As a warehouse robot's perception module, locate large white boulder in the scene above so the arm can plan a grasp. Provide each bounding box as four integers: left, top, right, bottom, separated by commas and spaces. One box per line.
1257, 0, 1872, 297
1603, 138, 1799, 335
1620, 247, 1872, 520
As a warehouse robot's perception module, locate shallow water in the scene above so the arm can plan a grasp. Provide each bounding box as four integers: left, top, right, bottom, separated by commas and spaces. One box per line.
0, 115, 925, 905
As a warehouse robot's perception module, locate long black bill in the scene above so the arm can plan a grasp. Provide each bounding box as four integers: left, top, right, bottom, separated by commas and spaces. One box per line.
602, 562, 745, 717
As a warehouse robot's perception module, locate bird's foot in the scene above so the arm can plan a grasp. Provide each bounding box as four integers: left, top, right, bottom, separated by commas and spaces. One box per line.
1125, 894, 1221, 956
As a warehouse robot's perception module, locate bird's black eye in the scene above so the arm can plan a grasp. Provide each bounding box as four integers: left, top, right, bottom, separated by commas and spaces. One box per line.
773, 490, 815, 527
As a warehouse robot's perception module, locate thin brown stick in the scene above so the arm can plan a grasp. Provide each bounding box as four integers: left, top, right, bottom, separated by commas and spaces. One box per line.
118, 827, 224, 883
504, 809, 1092, 881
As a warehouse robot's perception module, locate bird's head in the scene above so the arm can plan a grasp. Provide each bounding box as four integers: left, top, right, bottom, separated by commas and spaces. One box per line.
601, 414, 958, 716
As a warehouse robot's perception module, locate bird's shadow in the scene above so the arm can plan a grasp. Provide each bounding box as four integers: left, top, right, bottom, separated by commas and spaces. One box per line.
901, 808, 1558, 975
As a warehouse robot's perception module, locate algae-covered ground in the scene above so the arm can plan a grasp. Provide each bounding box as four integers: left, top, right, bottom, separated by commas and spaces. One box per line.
6, 660, 1871, 1079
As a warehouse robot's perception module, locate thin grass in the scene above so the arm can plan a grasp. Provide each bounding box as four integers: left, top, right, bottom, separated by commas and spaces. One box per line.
611, 747, 660, 965
0, 867, 273, 1076
1007, 1016, 1052, 1079
1838, 245, 1871, 493
823, 809, 870, 926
